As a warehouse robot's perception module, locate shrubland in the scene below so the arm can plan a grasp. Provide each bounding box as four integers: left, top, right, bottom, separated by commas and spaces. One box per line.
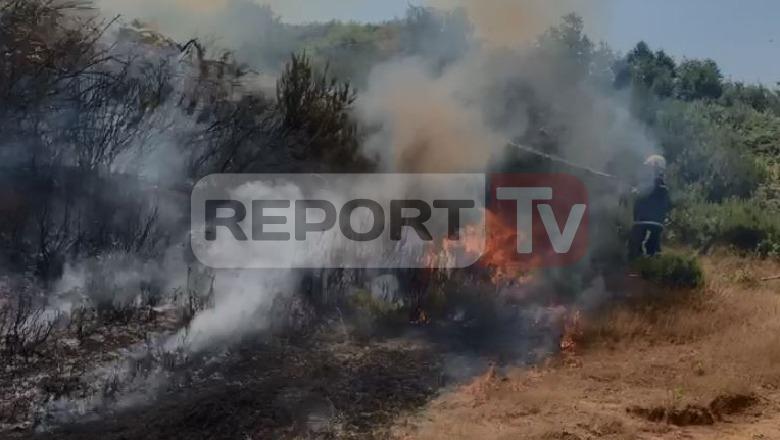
0, 0, 778, 380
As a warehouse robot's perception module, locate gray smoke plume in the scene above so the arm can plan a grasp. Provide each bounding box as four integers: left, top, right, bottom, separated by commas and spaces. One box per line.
356, 2, 655, 174
82, 0, 661, 353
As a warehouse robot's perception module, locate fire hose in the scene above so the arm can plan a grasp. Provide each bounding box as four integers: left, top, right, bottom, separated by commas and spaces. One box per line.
506, 141, 619, 180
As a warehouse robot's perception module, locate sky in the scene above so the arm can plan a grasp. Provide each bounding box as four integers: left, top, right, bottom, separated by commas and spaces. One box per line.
263, 0, 780, 84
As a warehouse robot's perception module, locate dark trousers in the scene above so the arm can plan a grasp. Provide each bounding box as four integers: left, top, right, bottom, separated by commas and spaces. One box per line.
629, 223, 663, 259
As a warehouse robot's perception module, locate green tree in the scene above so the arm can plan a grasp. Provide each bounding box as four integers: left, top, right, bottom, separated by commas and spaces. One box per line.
676, 59, 724, 101
541, 13, 595, 73
720, 82, 780, 113
655, 101, 765, 201
615, 42, 677, 98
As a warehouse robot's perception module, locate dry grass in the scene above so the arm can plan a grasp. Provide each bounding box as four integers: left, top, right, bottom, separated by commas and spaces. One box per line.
392, 253, 780, 440
589, 253, 780, 390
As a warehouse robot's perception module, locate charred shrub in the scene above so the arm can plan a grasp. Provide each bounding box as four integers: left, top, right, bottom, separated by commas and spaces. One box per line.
174, 266, 215, 328
64, 253, 170, 326
632, 253, 704, 289
69, 304, 98, 344
0, 289, 61, 364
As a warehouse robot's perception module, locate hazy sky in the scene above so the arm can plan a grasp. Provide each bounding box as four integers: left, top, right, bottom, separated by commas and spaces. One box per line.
264, 0, 780, 84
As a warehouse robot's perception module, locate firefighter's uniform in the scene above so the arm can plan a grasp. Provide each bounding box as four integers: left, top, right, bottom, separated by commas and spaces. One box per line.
629, 156, 671, 259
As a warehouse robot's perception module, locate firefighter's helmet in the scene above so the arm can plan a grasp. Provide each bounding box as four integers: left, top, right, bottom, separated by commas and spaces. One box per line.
644, 155, 667, 175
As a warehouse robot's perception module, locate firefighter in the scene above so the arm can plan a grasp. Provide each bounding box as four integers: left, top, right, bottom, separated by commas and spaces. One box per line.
629, 155, 671, 259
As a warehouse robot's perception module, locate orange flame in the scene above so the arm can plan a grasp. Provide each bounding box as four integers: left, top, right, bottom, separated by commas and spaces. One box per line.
421, 208, 541, 285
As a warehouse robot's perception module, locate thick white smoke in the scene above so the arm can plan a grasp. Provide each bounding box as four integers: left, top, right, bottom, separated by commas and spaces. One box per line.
357, 55, 507, 172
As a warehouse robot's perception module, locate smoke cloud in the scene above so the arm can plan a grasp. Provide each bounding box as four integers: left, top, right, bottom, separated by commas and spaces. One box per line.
356, 10, 654, 175
90, 0, 656, 353
427, 0, 606, 47
357, 56, 506, 172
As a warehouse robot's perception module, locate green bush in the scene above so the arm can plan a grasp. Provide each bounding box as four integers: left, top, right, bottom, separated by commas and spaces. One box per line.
669, 197, 780, 255
632, 253, 704, 289
656, 101, 768, 202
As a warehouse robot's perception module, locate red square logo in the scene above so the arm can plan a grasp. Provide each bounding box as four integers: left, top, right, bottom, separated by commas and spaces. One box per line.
486, 174, 589, 269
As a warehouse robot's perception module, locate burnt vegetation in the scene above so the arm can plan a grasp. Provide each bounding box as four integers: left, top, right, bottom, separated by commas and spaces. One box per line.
0, 1, 378, 434
0, 0, 369, 280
